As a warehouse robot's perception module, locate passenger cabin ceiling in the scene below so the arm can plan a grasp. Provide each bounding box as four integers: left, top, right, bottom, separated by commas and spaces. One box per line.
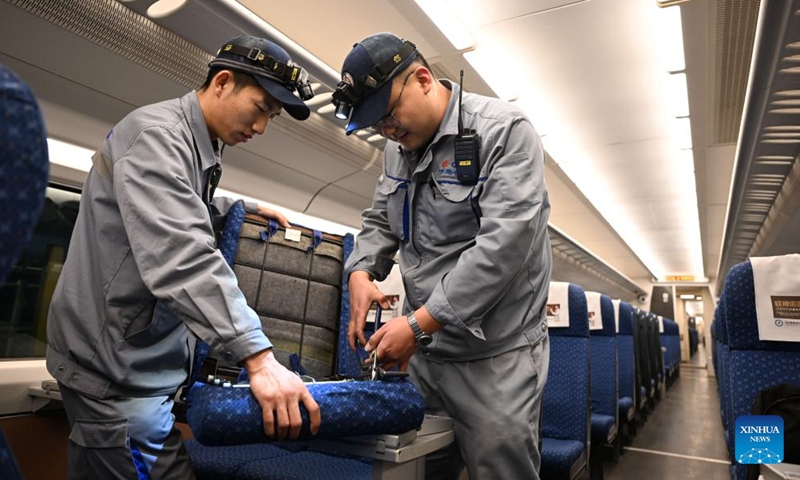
2, 0, 792, 304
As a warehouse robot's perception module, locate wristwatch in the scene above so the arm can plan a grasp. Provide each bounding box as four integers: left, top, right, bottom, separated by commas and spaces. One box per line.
407, 311, 433, 347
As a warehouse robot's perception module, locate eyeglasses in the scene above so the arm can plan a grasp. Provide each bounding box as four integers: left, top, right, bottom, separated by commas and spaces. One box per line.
365, 70, 415, 136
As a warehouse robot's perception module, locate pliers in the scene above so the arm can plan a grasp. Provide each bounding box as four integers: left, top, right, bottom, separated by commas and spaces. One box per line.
365, 304, 409, 381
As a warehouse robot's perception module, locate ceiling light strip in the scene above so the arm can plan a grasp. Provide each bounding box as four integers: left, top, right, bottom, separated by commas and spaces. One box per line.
412, 0, 475, 50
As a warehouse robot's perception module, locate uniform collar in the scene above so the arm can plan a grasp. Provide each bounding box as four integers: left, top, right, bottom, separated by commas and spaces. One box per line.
181, 91, 220, 171
436, 78, 461, 140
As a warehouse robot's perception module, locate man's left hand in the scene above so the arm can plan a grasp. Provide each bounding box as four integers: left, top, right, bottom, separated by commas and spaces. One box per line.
365, 315, 417, 372
256, 204, 290, 228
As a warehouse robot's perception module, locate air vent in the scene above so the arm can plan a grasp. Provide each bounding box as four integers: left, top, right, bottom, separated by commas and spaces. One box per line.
713, 0, 761, 144
8, 0, 209, 88
717, 0, 800, 293
4, 0, 382, 177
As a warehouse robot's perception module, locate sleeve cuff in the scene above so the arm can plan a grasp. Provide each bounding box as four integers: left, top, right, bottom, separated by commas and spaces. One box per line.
221, 329, 273, 364
243, 201, 259, 214
346, 255, 395, 282
426, 283, 486, 340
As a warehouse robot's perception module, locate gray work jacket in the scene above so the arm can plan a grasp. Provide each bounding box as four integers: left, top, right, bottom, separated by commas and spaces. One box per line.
346, 80, 552, 361
46, 91, 271, 398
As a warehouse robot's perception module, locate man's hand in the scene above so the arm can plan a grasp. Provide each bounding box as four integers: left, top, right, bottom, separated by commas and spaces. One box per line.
255, 204, 290, 228
367, 306, 443, 371
348, 271, 391, 351
365, 315, 417, 372
243, 349, 320, 440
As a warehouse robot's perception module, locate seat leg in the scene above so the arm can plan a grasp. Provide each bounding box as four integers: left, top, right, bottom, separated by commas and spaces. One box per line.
607, 431, 622, 463
589, 441, 605, 480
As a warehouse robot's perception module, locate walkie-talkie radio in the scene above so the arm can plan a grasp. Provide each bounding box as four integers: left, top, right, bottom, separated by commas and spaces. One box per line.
454, 70, 480, 185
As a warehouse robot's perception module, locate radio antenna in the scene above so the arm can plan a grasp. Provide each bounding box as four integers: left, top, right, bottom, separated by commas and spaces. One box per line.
458, 70, 465, 134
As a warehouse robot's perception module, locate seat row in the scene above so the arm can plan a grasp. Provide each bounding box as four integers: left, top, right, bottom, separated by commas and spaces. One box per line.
539, 282, 681, 480
711, 254, 800, 480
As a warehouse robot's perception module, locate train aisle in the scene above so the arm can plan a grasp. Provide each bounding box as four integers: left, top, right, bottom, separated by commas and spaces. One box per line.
604, 342, 730, 480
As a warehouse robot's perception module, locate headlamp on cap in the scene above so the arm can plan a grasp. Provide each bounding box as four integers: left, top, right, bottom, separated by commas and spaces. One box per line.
331, 40, 417, 121
209, 43, 315, 101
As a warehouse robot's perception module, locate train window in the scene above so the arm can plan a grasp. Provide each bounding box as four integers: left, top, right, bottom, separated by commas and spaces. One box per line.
0, 183, 80, 359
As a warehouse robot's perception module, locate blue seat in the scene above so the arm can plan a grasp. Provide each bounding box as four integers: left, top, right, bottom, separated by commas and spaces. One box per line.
715, 291, 732, 448
588, 294, 618, 478
646, 314, 663, 399
0, 64, 49, 286
660, 318, 679, 384
184, 204, 377, 479
616, 302, 636, 423
634, 309, 652, 410
710, 308, 718, 380
0, 63, 50, 480
185, 442, 371, 480
671, 320, 681, 374
540, 283, 590, 480
721, 259, 800, 480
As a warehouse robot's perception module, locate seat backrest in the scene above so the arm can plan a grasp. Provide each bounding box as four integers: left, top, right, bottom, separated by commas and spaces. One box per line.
710, 307, 718, 378
714, 293, 732, 431
670, 320, 680, 370
542, 283, 590, 448
722, 259, 800, 479
660, 318, 678, 371
647, 313, 662, 383
188, 202, 358, 390
590, 294, 618, 421
635, 309, 652, 397
0, 63, 50, 480
0, 64, 49, 285
617, 302, 636, 403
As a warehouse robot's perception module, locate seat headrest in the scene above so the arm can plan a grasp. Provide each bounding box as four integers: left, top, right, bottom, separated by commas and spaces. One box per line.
549, 283, 589, 338
724, 259, 800, 351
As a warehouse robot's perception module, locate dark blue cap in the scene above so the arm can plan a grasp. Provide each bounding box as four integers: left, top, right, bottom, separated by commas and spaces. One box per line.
340, 33, 417, 135
210, 35, 310, 120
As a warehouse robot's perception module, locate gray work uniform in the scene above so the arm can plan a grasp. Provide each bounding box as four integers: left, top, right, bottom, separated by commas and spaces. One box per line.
346, 79, 552, 479
46, 91, 271, 479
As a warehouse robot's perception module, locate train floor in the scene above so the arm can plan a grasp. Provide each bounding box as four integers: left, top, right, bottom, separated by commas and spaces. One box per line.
601, 342, 731, 480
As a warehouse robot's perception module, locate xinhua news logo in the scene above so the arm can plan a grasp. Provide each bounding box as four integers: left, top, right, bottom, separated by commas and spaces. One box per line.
735, 415, 784, 465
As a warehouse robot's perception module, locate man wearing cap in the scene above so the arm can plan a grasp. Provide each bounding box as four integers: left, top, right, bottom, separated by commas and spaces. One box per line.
46, 35, 320, 479
335, 33, 552, 479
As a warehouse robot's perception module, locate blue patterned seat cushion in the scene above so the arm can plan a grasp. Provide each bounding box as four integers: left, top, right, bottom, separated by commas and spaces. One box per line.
188, 380, 425, 446
728, 350, 800, 480
540, 438, 585, 480
185, 440, 371, 480
590, 413, 616, 442
590, 336, 618, 418
617, 336, 635, 402
542, 337, 589, 442
0, 65, 49, 285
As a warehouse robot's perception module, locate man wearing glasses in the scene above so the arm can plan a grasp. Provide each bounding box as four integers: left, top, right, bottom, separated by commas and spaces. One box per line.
334, 32, 552, 480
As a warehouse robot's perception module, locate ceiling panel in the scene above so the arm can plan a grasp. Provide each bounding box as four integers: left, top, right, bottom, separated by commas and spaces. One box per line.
238, 0, 441, 74
706, 145, 737, 203
705, 205, 728, 242
447, 0, 586, 30
463, 0, 705, 278
3, 0, 755, 297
